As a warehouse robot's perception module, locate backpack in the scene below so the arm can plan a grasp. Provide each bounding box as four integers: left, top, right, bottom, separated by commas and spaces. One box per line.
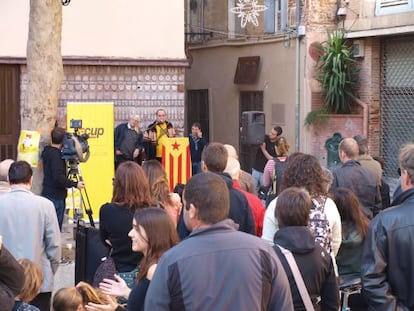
308, 196, 332, 253
265, 157, 287, 206
272, 157, 288, 195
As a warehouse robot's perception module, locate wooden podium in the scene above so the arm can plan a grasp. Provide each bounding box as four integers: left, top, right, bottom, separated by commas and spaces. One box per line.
161, 137, 191, 190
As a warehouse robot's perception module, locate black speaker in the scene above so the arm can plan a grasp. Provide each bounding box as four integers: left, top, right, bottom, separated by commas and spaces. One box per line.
240, 111, 265, 145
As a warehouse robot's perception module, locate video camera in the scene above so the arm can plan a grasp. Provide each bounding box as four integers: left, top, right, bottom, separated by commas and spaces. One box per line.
61, 119, 90, 162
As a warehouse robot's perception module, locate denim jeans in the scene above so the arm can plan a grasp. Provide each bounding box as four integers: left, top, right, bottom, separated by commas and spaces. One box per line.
251, 168, 264, 189
44, 196, 65, 231
192, 162, 202, 175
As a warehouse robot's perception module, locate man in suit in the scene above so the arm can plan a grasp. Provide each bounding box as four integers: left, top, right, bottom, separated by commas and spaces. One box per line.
0, 161, 61, 311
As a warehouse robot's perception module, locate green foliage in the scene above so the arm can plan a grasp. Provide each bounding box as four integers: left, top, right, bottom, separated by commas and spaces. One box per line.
316, 29, 360, 114
304, 107, 329, 127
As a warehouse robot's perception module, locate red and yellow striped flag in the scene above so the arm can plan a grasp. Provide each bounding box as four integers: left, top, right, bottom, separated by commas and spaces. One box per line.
162, 137, 191, 190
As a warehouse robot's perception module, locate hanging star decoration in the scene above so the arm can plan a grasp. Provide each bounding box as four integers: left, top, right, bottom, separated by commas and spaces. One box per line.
230, 0, 268, 28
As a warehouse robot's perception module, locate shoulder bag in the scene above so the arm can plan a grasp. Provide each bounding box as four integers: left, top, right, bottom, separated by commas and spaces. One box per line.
277, 244, 315, 311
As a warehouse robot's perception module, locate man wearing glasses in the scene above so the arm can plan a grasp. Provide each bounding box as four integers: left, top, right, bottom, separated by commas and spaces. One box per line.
114, 114, 144, 169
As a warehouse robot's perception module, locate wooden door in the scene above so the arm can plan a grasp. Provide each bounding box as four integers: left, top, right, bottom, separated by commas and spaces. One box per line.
0, 65, 20, 160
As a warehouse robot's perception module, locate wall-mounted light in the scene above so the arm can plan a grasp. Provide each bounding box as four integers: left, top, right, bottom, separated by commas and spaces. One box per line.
337, 7, 347, 16
62, 0, 71, 6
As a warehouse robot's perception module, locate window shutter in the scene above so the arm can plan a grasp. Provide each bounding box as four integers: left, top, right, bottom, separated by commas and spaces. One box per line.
264, 0, 276, 33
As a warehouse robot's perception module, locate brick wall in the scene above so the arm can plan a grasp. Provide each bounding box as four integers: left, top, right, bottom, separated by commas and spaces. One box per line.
354, 37, 381, 156
309, 114, 363, 166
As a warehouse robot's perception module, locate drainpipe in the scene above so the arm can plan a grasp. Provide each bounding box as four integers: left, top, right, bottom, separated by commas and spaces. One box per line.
295, 0, 301, 151
354, 97, 368, 137
295, 35, 300, 151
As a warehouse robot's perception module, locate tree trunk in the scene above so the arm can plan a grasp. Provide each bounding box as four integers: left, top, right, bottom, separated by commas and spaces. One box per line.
24, 0, 63, 194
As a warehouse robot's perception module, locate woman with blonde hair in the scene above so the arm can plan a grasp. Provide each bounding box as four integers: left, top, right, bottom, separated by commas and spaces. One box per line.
261, 137, 291, 206
99, 161, 154, 288
53, 282, 110, 311
141, 160, 182, 226
262, 136, 290, 189
13, 259, 43, 311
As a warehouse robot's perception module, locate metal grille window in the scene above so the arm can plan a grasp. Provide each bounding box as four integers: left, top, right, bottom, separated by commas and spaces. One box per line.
381, 36, 414, 177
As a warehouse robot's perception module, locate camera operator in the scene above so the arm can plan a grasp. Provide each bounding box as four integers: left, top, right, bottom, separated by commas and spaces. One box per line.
41, 127, 85, 231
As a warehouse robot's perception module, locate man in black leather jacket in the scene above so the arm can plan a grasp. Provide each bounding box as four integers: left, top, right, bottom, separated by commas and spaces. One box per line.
361, 143, 414, 310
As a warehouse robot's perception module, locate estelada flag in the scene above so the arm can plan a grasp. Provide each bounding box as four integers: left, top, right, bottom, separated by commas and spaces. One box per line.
162, 137, 191, 190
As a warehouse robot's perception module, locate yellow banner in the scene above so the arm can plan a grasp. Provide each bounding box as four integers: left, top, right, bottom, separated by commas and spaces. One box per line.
67, 102, 114, 222
17, 130, 41, 167
162, 137, 191, 190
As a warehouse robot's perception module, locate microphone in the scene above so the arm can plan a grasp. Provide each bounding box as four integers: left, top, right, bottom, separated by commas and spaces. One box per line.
147, 123, 157, 131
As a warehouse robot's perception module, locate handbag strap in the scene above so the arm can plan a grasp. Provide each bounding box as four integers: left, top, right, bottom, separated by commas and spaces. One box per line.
277, 245, 315, 311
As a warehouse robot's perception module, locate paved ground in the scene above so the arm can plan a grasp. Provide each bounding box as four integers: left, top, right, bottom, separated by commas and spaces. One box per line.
53, 216, 76, 294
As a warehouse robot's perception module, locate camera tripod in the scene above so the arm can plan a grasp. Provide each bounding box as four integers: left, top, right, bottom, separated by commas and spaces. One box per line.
67, 160, 95, 227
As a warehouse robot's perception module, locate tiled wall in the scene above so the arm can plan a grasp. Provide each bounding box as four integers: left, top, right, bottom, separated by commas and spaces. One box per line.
20, 64, 186, 135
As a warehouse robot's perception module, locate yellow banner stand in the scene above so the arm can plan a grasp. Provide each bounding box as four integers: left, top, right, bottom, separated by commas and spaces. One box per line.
66, 102, 114, 222
162, 137, 191, 190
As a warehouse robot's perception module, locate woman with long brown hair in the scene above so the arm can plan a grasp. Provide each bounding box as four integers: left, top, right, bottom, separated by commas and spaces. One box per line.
141, 160, 182, 226
331, 187, 370, 279
86, 207, 179, 311
99, 161, 154, 287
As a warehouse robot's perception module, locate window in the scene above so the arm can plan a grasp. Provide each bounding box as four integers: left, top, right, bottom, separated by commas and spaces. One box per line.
376, 0, 414, 15
264, 0, 289, 33
188, 0, 205, 42
228, 0, 246, 38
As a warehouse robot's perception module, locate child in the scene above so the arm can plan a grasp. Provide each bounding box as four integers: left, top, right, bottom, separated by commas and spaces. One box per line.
13, 258, 43, 311
53, 282, 114, 311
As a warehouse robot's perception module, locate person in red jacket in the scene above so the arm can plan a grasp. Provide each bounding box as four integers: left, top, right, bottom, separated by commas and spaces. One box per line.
225, 157, 265, 236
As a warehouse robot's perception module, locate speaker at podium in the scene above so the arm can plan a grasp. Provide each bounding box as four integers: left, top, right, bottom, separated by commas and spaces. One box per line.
240, 111, 265, 145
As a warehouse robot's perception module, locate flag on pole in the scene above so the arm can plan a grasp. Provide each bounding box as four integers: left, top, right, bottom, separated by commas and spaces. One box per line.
162, 137, 191, 190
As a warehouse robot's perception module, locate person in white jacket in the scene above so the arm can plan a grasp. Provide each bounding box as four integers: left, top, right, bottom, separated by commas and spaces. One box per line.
262, 153, 342, 257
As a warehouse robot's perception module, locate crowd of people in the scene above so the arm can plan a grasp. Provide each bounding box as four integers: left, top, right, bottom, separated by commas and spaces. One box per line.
1, 117, 414, 311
